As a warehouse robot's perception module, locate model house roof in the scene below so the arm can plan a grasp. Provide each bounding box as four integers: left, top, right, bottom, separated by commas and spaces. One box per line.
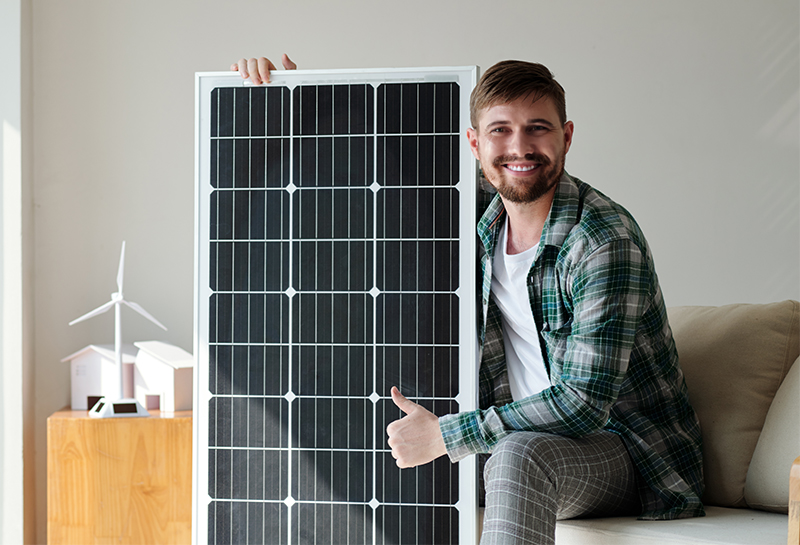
61, 344, 138, 363
134, 341, 194, 370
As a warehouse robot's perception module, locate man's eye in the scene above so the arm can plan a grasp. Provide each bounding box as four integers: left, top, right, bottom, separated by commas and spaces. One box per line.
529, 126, 549, 133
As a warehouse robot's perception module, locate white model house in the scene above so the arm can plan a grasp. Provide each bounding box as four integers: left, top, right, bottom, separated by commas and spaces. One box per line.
133, 341, 193, 412
62, 344, 138, 410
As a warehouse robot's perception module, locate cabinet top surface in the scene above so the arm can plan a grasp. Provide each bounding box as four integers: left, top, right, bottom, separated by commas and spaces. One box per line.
49, 407, 193, 420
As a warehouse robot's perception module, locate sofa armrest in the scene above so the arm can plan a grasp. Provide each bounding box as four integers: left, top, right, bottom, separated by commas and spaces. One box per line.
790, 455, 800, 545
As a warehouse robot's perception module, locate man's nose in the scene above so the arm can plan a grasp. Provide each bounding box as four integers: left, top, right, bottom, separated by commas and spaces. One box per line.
508, 130, 534, 157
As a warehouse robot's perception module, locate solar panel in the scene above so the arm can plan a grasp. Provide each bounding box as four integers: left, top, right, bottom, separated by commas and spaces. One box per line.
194, 67, 478, 545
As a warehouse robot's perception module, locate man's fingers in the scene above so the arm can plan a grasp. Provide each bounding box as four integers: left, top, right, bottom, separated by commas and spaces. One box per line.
387, 436, 411, 468
257, 57, 277, 83
391, 386, 418, 415
232, 56, 296, 84
282, 54, 297, 70
246, 58, 261, 84
234, 58, 248, 78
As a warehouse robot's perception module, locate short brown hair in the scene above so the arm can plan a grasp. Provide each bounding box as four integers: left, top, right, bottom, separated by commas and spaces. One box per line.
470, 60, 567, 129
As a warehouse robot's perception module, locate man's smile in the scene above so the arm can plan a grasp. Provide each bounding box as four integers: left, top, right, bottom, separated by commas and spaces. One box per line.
505, 163, 539, 173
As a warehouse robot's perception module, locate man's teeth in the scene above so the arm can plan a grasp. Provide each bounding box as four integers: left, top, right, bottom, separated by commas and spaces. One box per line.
506, 164, 537, 172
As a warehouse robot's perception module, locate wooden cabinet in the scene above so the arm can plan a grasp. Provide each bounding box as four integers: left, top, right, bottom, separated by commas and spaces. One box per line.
47, 408, 192, 544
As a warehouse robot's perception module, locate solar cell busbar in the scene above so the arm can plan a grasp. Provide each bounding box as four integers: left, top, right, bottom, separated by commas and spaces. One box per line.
194, 67, 478, 545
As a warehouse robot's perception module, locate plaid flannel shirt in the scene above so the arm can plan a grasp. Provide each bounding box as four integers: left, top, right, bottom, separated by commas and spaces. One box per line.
439, 172, 705, 520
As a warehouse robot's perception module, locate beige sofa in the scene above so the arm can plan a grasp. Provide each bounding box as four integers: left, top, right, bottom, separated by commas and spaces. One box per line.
478, 300, 800, 544
556, 300, 800, 544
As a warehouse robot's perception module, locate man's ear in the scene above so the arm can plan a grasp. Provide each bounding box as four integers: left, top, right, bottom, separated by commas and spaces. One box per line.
466, 127, 480, 160
563, 121, 574, 155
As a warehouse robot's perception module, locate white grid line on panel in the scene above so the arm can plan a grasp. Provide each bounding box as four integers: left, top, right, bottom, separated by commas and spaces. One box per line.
208, 185, 454, 192
211, 237, 459, 243
213, 131, 460, 138
245, 90, 253, 537
251, 447, 443, 459
448, 82, 457, 538
229, 87, 237, 545
210, 290, 456, 295
209, 497, 454, 508
416, 88, 423, 453
313, 87, 322, 541
370, 81, 380, 545
207, 395, 456, 402
428, 84, 435, 543
286, 84, 295, 544
398, 83, 406, 543
261, 93, 271, 542
209, 339, 457, 344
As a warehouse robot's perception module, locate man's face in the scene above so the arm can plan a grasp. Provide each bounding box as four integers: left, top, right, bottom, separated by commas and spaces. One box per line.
467, 96, 573, 204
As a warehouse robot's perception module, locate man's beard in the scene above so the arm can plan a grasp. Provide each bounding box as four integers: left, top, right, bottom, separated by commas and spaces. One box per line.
483, 151, 565, 204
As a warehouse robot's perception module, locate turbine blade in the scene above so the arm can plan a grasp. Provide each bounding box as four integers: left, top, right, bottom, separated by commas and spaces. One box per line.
117, 241, 126, 293
68, 300, 115, 326
122, 300, 168, 331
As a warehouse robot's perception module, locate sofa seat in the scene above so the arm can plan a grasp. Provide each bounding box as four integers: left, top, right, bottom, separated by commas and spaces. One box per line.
555, 506, 788, 544
479, 505, 789, 544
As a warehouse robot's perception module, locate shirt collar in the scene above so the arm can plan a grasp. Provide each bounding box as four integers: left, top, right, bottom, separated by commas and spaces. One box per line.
477, 172, 581, 255
541, 172, 581, 249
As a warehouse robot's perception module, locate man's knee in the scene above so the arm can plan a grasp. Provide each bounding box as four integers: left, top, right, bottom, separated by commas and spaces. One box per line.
484, 432, 562, 491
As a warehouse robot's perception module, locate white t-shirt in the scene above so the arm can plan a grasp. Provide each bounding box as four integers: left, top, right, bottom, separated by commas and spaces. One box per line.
490, 217, 550, 401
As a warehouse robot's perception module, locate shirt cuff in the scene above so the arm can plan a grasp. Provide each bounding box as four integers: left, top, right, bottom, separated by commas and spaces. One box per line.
438, 411, 491, 463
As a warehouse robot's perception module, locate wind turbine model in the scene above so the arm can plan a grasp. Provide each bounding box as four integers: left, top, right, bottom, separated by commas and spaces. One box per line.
68, 241, 168, 418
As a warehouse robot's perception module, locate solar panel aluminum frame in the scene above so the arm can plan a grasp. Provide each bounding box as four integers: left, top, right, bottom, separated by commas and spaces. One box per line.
194, 66, 478, 544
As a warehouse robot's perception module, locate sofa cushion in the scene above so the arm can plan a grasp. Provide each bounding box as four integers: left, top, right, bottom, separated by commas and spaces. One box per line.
744, 355, 800, 513
667, 301, 800, 508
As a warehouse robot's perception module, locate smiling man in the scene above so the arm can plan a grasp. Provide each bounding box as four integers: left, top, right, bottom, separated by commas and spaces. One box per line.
234, 57, 706, 545
384, 60, 705, 545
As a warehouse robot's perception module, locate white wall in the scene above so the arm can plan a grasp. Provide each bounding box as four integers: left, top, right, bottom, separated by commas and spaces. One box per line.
0, 0, 22, 540
28, 0, 799, 541
1, 0, 34, 543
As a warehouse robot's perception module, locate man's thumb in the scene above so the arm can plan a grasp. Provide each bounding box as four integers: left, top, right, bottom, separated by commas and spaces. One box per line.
391, 386, 416, 415
282, 53, 297, 70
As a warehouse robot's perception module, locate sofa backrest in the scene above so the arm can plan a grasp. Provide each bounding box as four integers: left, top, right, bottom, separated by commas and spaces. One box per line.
667, 300, 800, 511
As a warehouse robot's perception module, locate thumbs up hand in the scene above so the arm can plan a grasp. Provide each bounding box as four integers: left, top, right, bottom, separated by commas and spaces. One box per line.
386, 386, 448, 468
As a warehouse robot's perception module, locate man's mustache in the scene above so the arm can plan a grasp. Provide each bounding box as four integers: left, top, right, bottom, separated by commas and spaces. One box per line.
492, 153, 552, 168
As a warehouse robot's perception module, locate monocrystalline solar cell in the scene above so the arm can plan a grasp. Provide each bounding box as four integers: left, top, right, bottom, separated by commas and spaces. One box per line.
195, 67, 477, 545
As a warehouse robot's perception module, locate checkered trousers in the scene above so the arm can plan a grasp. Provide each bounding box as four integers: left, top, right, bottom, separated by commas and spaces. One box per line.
481, 430, 639, 545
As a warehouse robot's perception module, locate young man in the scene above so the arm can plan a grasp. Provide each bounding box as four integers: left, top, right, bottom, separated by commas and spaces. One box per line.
234, 57, 705, 545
